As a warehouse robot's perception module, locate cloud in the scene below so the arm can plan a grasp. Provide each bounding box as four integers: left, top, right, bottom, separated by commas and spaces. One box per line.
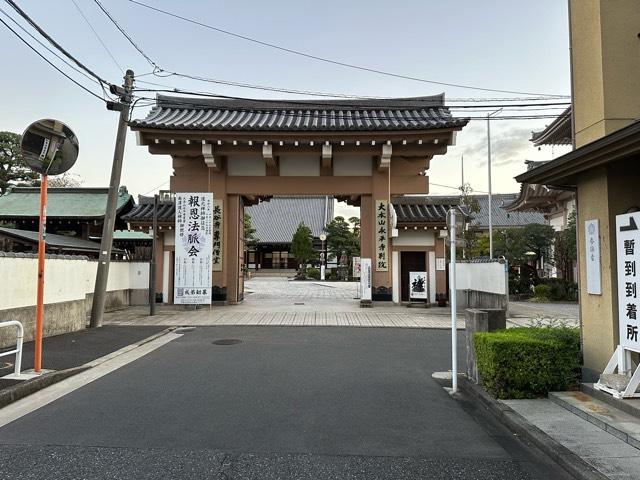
454, 124, 536, 169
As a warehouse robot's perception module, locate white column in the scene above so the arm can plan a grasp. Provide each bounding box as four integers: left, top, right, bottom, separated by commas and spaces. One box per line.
163, 251, 170, 303
429, 251, 436, 304
392, 251, 400, 303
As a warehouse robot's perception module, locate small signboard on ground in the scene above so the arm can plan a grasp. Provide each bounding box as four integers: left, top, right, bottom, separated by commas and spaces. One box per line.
409, 271, 428, 301
616, 213, 640, 352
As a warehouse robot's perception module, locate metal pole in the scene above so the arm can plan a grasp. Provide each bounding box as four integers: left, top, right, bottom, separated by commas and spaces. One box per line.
149, 194, 158, 316
90, 69, 134, 328
34, 174, 47, 373
449, 209, 457, 393
487, 114, 493, 259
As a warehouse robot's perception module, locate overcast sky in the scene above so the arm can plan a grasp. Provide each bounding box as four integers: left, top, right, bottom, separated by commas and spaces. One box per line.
0, 0, 571, 218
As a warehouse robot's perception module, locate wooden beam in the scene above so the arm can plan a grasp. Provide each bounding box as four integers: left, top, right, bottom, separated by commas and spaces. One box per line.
202, 143, 220, 171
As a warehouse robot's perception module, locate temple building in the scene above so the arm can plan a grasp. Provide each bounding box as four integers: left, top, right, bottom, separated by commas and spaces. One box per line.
130, 94, 468, 303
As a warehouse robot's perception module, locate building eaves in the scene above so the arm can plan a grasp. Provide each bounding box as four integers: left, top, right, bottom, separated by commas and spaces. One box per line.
530, 107, 572, 147
392, 196, 462, 224
516, 119, 640, 186
0, 227, 125, 254
130, 94, 469, 132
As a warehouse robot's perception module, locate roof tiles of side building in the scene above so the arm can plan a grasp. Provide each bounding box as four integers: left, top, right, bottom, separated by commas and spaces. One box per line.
470, 194, 546, 228
0, 226, 125, 254
0, 187, 133, 219
130, 95, 469, 132
530, 106, 572, 147
246, 196, 334, 244
392, 196, 462, 224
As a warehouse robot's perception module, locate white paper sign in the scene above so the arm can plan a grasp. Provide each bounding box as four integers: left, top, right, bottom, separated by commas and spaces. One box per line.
360, 258, 372, 301
409, 271, 428, 300
352, 256, 361, 278
436, 258, 446, 271
585, 219, 601, 295
174, 192, 213, 304
616, 213, 640, 352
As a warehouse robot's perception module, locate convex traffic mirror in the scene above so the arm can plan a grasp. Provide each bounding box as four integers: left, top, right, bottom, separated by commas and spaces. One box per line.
21, 119, 78, 175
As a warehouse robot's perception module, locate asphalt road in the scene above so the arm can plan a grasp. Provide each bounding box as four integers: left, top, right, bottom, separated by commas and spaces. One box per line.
0, 327, 573, 479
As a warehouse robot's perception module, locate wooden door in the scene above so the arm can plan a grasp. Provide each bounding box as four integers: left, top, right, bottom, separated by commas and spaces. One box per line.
401, 251, 426, 302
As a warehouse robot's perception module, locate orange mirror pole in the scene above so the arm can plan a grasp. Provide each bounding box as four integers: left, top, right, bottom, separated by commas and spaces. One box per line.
34, 173, 47, 373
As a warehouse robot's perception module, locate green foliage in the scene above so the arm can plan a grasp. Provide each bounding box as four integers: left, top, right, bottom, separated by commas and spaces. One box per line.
306, 267, 320, 280
554, 210, 577, 281
533, 284, 552, 301
474, 327, 581, 399
0, 131, 39, 195
291, 221, 314, 274
244, 213, 259, 246
537, 278, 579, 301
324, 215, 360, 268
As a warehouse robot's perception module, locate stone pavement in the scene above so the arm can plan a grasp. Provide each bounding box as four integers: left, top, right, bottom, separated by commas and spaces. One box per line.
505, 398, 640, 479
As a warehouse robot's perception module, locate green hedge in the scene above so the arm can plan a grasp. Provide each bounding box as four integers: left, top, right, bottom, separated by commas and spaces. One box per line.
474, 327, 580, 399
307, 267, 321, 280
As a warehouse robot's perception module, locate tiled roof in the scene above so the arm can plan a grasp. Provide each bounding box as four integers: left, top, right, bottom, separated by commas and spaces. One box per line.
247, 196, 333, 244
123, 195, 334, 244
530, 107, 572, 146
0, 227, 125, 254
392, 196, 463, 224
130, 95, 469, 132
122, 196, 176, 223
0, 187, 133, 219
470, 194, 546, 228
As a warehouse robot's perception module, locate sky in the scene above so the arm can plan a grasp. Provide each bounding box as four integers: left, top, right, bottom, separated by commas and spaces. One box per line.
0, 0, 572, 219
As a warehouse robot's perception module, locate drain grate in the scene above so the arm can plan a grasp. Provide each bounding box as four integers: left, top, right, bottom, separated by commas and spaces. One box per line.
212, 339, 242, 346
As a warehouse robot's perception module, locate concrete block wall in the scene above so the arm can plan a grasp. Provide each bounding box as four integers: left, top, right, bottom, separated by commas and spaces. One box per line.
0, 253, 149, 347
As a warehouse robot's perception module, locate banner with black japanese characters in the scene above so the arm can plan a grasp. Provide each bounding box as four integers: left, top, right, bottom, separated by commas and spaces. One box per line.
375, 200, 389, 271
174, 193, 213, 305
211, 199, 223, 272
617, 212, 640, 352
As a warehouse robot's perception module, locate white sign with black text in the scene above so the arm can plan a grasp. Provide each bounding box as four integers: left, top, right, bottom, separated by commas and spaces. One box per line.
352, 256, 361, 279
174, 192, 213, 305
360, 258, 372, 301
409, 271, 428, 301
617, 213, 640, 352
585, 219, 602, 295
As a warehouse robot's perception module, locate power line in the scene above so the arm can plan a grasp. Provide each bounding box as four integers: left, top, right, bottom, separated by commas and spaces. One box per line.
127, 0, 569, 98
71, 0, 123, 72
92, 0, 159, 71
4, 0, 112, 87
0, 14, 106, 102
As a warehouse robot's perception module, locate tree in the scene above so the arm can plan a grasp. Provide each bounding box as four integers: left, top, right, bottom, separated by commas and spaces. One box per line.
31, 172, 83, 188
291, 221, 314, 275
459, 183, 481, 259
324, 215, 360, 265
0, 131, 38, 195
244, 213, 258, 246
554, 210, 577, 280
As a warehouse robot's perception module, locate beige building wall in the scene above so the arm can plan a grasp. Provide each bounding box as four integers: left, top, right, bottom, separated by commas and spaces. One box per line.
570, 0, 640, 147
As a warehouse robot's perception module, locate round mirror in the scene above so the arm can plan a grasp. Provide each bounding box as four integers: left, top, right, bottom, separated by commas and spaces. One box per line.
20, 119, 79, 176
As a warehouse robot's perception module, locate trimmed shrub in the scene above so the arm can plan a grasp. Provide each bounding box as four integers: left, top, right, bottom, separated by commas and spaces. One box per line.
307, 267, 321, 280
474, 327, 580, 399
532, 284, 552, 301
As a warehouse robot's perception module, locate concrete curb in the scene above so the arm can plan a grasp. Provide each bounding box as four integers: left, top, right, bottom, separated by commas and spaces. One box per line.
0, 327, 176, 411
459, 377, 609, 480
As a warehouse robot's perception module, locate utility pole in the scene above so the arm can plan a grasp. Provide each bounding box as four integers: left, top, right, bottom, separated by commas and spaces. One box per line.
487, 108, 502, 259
149, 194, 158, 316
90, 69, 134, 328
448, 208, 458, 394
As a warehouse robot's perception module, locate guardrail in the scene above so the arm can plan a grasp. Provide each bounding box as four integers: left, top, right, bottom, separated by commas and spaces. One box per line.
0, 321, 23, 376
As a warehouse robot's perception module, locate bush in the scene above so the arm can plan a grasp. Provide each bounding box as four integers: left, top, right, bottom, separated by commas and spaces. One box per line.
533, 284, 552, 301
307, 267, 320, 280
474, 327, 581, 399
537, 278, 578, 301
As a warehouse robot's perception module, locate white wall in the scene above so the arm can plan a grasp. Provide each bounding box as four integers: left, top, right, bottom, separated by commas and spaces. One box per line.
279, 154, 320, 176
455, 261, 507, 295
0, 256, 149, 310
333, 154, 372, 176
392, 229, 435, 247
227, 154, 266, 176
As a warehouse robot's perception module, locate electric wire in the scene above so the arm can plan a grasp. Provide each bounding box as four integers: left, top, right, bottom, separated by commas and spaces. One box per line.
71, 0, 123, 72
0, 14, 106, 102
126, 0, 569, 98
4, 0, 112, 87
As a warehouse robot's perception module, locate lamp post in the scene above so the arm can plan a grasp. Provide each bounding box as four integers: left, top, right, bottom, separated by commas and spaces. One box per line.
447, 208, 464, 394
319, 234, 326, 280
487, 108, 502, 259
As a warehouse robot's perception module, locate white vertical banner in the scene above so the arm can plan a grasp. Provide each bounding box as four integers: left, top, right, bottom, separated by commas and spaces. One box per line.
616, 213, 640, 352
211, 199, 223, 272
375, 200, 389, 271
174, 192, 213, 305
352, 256, 361, 278
585, 219, 601, 295
360, 258, 372, 301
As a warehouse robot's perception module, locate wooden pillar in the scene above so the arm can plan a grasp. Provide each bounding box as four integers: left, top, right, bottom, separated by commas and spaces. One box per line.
209, 169, 227, 301
360, 195, 373, 262
371, 167, 392, 300
225, 193, 241, 304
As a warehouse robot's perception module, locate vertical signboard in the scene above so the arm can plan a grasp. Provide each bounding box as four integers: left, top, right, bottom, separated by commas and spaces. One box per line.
211, 199, 223, 272
174, 193, 213, 304
352, 256, 361, 279
617, 212, 640, 352
585, 219, 602, 295
409, 271, 428, 301
375, 200, 388, 271
360, 258, 372, 301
